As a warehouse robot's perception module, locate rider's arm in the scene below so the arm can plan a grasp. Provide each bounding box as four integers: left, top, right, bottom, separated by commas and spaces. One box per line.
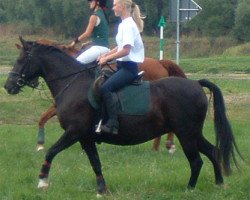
103, 47, 118, 57
107, 45, 131, 60
98, 45, 131, 65
97, 47, 118, 61
70, 15, 97, 46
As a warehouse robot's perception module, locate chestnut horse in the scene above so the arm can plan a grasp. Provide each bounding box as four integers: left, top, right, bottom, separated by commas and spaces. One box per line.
5, 38, 240, 196
35, 39, 186, 152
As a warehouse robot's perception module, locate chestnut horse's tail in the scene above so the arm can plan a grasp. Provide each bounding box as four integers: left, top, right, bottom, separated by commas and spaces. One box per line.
198, 79, 242, 175
159, 60, 187, 78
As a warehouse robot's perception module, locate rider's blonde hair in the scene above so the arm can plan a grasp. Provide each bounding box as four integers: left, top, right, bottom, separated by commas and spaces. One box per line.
118, 0, 145, 32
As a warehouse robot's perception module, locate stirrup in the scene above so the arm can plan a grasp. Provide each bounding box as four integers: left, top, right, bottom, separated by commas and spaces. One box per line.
132, 71, 144, 85
95, 119, 103, 134
101, 124, 118, 135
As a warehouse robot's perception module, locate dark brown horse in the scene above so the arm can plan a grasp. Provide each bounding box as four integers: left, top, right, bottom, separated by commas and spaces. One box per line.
5, 38, 240, 196
35, 39, 186, 152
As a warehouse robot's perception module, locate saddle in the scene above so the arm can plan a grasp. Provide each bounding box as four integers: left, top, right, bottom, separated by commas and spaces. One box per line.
88, 67, 150, 116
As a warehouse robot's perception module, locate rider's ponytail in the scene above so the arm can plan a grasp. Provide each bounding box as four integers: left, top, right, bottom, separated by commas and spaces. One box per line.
131, 2, 145, 32
119, 0, 145, 32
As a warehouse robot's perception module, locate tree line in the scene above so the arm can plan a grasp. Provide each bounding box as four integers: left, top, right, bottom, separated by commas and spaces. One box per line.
0, 0, 249, 41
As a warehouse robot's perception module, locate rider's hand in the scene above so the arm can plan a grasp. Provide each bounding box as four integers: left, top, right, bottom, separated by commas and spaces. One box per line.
68, 41, 75, 48
97, 54, 105, 61
98, 56, 108, 66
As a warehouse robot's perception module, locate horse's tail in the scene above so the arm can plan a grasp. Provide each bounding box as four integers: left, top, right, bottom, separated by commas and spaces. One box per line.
159, 60, 187, 78
198, 79, 242, 175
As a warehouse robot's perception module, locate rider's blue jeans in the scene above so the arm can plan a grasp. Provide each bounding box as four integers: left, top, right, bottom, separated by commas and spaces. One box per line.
100, 61, 139, 96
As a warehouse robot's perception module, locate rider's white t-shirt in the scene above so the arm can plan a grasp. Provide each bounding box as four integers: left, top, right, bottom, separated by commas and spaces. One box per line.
116, 17, 144, 63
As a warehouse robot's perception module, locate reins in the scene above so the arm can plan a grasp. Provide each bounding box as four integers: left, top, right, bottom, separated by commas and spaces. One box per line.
53, 72, 81, 100
46, 64, 98, 83
45, 64, 99, 100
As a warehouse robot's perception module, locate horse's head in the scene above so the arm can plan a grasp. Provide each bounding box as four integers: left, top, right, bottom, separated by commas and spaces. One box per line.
4, 36, 41, 94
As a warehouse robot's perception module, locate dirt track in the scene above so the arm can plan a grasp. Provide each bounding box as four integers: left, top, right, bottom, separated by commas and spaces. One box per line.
0, 66, 10, 74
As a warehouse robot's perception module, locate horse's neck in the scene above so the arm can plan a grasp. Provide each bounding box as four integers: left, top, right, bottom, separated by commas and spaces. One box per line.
42, 55, 76, 78
41, 54, 94, 98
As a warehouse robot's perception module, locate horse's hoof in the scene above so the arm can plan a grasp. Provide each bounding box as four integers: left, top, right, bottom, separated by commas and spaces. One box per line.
38, 178, 49, 189
36, 144, 45, 152
215, 183, 228, 189
96, 188, 109, 198
168, 145, 176, 154
185, 188, 194, 193
96, 193, 103, 198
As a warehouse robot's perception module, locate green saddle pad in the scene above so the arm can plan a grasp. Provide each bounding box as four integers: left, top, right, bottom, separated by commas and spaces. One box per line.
88, 81, 150, 115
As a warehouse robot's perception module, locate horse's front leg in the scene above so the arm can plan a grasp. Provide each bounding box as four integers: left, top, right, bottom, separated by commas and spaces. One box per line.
38, 130, 79, 189
36, 105, 57, 151
80, 140, 107, 197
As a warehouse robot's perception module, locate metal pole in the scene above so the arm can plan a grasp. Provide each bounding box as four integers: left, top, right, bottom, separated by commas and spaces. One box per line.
160, 26, 164, 60
176, 0, 180, 64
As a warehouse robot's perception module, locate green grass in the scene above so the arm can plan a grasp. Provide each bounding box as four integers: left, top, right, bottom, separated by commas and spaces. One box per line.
1, 73, 250, 199
0, 121, 250, 200
180, 56, 250, 74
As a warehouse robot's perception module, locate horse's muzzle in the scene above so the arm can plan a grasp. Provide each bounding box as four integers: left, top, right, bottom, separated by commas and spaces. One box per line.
4, 80, 21, 95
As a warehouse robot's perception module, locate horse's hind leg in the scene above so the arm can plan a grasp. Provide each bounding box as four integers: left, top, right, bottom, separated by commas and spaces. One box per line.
38, 130, 78, 189
36, 105, 56, 151
152, 137, 161, 151
80, 140, 107, 196
177, 135, 203, 189
197, 135, 223, 185
152, 133, 176, 153
166, 133, 176, 153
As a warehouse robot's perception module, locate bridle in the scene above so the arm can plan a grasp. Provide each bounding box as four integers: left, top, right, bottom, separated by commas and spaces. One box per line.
8, 50, 37, 89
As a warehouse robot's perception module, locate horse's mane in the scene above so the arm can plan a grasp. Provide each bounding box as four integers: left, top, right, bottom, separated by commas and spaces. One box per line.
34, 43, 81, 66
32, 42, 97, 78
36, 38, 59, 45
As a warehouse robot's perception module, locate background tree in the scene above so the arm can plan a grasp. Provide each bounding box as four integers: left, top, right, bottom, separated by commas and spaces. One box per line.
186, 0, 237, 37
233, 0, 250, 41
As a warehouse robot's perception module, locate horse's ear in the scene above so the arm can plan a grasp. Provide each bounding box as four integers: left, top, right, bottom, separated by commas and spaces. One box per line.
19, 36, 29, 50
19, 36, 25, 44
15, 43, 22, 49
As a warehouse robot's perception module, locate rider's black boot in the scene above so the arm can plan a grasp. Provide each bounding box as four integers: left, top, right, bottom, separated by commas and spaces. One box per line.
101, 93, 119, 134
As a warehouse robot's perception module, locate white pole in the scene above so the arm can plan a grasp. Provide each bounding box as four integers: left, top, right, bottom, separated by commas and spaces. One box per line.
158, 16, 166, 60
160, 26, 164, 60
176, 0, 180, 65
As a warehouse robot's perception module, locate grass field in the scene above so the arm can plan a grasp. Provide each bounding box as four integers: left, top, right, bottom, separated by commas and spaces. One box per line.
0, 35, 250, 199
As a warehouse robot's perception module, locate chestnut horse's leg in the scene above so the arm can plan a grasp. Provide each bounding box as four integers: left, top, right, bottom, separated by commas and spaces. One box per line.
152, 137, 161, 151
152, 134, 176, 153
166, 133, 176, 154
150, 59, 186, 153
36, 105, 57, 151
